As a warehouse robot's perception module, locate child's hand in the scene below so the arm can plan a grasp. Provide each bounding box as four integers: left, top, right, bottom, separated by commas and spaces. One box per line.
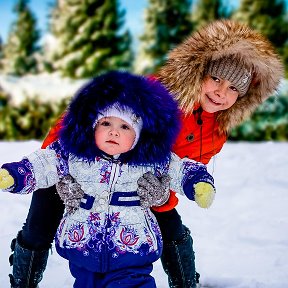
0, 168, 15, 189
137, 172, 170, 208
194, 182, 215, 208
56, 174, 84, 214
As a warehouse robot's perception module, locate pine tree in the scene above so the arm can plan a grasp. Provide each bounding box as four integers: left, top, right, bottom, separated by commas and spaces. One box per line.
232, 0, 288, 74
2, 0, 40, 75
50, 0, 133, 78
192, 0, 231, 30
134, 0, 193, 75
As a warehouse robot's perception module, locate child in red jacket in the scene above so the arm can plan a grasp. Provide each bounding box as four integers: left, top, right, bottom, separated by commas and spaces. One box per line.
147, 20, 283, 287
7, 20, 283, 288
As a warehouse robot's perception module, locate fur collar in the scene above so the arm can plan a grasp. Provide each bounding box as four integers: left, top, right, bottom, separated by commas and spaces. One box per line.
59, 71, 180, 165
157, 20, 284, 133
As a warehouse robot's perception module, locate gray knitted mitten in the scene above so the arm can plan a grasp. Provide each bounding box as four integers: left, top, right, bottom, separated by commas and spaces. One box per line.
137, 171, 170, 208
56, 175, 84, 214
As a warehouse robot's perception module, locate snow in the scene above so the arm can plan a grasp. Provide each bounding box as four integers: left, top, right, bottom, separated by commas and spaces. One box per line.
0, 74, 86, 105
0, 140, 288, 288
0, 72, 287, 287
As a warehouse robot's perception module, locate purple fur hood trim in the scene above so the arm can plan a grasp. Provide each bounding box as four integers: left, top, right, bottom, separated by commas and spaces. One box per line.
59, 71, 181, 165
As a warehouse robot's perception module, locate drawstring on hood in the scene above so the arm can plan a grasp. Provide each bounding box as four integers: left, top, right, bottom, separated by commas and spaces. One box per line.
194, 107, 203, 126
193, 107, 203, 162
157, 20, 284, 133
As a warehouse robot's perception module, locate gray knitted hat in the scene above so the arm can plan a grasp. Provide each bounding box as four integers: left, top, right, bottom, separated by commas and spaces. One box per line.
207, 56, 253, 96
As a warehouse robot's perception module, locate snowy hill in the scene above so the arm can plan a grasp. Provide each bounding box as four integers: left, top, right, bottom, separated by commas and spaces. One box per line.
0, 141, 288, 288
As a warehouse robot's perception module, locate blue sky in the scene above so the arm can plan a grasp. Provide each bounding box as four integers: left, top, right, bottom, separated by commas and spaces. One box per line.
0, 0, 147, 42
1, 0, 287, 44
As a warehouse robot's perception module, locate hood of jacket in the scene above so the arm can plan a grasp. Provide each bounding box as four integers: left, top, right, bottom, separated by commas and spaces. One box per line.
157, 19, 284, 133
59, 71, 180, 165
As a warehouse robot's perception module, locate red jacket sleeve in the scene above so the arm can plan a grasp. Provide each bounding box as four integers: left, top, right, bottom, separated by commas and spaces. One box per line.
41, 115, 64, 149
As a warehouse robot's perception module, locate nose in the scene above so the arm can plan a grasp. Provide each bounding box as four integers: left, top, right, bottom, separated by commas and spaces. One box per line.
109, 128, 119, 137
215, 84, 227, 99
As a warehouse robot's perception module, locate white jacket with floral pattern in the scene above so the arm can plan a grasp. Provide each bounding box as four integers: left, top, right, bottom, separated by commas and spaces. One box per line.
2, 140, 214, 273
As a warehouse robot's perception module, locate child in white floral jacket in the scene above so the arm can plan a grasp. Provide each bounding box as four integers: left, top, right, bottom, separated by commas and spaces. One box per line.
0, 71, 215, 288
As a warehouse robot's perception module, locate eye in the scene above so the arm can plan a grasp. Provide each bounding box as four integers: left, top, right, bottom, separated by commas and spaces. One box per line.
121, 124, 131, 130
100, 120, 111, 126
211, 76, 220, 82
229, 85, 239, 93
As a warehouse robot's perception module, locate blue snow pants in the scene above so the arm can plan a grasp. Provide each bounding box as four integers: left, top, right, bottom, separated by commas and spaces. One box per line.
69, 262, 156, 288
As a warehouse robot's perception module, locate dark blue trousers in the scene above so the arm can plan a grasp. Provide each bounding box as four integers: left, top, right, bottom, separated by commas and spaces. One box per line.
69, 263, 156, 288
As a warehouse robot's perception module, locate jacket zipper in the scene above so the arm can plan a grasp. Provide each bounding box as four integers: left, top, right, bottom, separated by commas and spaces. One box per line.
103, 160, 120, 272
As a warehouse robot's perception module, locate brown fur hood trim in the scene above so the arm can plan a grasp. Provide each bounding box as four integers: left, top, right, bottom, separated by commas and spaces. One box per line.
157, 20, 284, 133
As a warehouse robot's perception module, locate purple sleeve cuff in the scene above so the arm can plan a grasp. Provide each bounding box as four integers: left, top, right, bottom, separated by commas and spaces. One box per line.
182, 161, 215, 201
1, 159, 36, 194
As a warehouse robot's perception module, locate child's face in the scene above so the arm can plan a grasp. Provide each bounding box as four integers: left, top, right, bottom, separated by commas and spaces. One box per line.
200, 75, 240, 113
95, 116, 136, 156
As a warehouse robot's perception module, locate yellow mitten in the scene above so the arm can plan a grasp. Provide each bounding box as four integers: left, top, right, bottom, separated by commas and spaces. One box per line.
0, 168, 15, 189
194, 182, 215, 208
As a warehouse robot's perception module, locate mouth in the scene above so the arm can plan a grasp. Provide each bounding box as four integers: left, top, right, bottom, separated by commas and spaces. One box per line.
106, 140, 118, 145
207, 95, 222, 105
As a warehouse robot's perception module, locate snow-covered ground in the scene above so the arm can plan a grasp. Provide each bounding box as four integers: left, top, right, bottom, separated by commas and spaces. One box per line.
0, 141, 287, 288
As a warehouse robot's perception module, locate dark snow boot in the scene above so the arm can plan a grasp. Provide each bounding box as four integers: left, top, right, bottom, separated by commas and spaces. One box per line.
8, 232, 49, 288
161, 226, 198, 288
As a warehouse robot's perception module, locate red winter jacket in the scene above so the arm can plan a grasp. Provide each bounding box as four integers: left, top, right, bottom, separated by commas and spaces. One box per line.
153, 107, 227, 212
